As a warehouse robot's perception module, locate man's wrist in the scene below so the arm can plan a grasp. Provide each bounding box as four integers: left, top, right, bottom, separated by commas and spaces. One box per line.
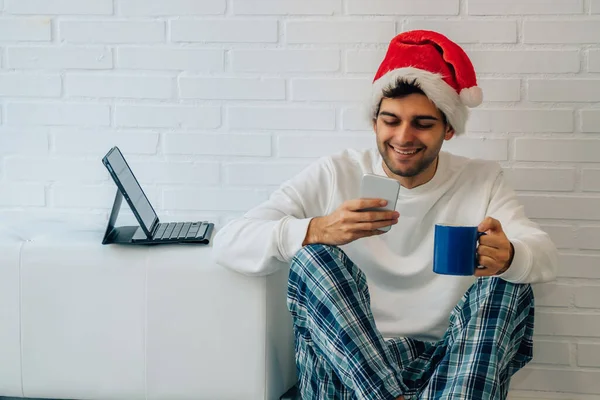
498, 241, 515, 275
302, 217, 320, 246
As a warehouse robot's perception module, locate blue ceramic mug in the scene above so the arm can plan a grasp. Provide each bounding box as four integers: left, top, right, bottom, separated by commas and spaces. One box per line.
433, 224, 486, 276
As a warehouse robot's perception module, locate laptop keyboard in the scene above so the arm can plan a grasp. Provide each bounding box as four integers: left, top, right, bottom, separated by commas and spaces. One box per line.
152, 222, 208, 241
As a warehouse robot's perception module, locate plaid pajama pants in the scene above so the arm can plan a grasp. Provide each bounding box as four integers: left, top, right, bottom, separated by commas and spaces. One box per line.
287, 244, 535, 400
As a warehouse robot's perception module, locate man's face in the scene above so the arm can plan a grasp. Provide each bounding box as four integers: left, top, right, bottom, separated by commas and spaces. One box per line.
373, 94, 454, 180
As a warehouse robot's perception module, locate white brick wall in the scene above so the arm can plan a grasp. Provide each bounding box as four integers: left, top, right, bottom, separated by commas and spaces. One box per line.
66, 73, 173, 99
0, 72, 61, 97
1, 1, 599, 397
581, 109, 600, 132
228, 106, 335, 130
6, 102, 110, 126
285, 21, 395, 44
0, 129, 48, 154
529, 79, 600, 102
116, 48, 224, 72
0, 17, 52, 41
4, 157, 106, 182
8, 46, 113, 69
5, 0, 113, 15
578, 344, 600, 367
232, 0, 341, 16
525, 20, 600, 43
531, 340, 571, 366
171, 19, 278, 43
468, 0, 583, 15
60, 21, 166, 43
117, 0, 226, 16
347, 0, 459, 16
164, 133, 272, 157
558, 254, 600, 279
503, 168, 576, 192
291, 78, 371, 101
443, 137, 509, 160
468, 50, 580, 73
278, 133, 373, 158
115, 105, 221, 129
403, 20, 517, 43
223, 162, 311, 185
179, 77, 285, 100
52, 129, 159, 155
231, 49, 340, 72
0, 183, 45, 206
469, 109, 574, 133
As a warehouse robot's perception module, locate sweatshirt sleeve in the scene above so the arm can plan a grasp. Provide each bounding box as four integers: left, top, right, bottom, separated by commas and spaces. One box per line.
486, 169, 559, 284
211, 157, 334, 276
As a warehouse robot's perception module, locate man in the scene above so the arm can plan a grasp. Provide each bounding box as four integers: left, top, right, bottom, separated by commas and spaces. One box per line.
213, 30, 558, 399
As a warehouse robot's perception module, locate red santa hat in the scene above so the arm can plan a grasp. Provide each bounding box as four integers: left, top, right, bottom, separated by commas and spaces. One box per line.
371, 30, 483, 135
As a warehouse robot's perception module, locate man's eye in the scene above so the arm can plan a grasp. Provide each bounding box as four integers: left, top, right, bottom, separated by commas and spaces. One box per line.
383, 120, 398, 126
416, 124, 434, 129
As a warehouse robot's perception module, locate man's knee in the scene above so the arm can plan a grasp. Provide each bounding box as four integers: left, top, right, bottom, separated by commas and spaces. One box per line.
451, 278, 534, 330
291, 244, 343, 274
289, 243, 358, 288
294, 243, 341, 260
483, 278, 534, 309
287, 244, 349, 320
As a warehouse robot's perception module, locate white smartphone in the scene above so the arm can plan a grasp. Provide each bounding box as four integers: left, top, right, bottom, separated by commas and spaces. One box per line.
359, 173, 401, 232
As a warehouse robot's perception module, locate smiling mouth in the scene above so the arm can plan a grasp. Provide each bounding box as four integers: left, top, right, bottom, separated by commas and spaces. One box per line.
389, 145, 423, 156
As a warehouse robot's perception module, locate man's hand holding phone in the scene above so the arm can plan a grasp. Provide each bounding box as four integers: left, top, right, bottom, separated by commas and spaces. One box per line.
302, 199, 399, 246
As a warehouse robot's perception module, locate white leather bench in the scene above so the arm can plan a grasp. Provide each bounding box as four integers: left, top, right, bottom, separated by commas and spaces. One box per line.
0, 218, 297, 400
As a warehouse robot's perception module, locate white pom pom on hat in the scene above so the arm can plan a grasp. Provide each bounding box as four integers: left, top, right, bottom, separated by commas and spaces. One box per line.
460, 86, 484, 108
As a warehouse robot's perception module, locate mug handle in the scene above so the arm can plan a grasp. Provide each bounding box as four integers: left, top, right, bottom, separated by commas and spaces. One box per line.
475, 231, 487, 268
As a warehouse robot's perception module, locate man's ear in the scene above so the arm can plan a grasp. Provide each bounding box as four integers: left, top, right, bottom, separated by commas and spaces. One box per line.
444, 124, 455, 141
372, 117, 378, 133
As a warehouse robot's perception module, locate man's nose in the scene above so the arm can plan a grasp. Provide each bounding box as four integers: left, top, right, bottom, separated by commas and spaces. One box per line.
394, 122, 416, 143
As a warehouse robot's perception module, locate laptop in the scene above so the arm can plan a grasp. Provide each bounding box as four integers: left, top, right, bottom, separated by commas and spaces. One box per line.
101, 146, 214, 245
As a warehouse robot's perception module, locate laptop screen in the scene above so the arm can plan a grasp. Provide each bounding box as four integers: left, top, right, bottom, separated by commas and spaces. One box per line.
104, 147, 157, 232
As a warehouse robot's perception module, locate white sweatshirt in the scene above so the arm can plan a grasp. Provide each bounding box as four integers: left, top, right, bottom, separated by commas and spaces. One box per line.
212, 148, 558, 341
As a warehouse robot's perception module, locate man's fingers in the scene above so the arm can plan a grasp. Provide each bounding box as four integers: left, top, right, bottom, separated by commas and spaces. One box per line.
355, 210, 399, 223
362, 229, 387, 238
478, 254, 503, 271
347, 228, 386, 243
477, 245, 496, 258
343, 199, 399, 222
478, 234, 503, 250
351, 220, 400, 240
347, 198, 389, 212
355, 219, 398, 231
478, 216, 501, 233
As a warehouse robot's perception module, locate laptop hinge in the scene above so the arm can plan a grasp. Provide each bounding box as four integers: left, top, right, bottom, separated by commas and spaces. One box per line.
149, 218, 160, 237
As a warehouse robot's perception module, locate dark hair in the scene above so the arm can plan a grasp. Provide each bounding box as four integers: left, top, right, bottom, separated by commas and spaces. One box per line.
374, 78, 448, 126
